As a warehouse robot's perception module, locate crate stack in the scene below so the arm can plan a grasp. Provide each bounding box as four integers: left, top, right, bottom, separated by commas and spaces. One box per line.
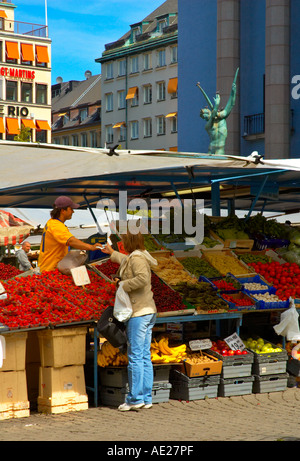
210, 350, 255, 397
99, 365, 172, 406
0, 332, 30, 420
169, 352, 222, 401
37, 327, 89, 414
251, 341, 289, 393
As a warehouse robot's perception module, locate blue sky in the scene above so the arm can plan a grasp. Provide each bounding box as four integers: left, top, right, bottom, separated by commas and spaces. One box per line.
15, 0, 164, 84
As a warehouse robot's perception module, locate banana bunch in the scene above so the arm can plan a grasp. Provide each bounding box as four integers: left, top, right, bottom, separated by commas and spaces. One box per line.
151, 336, 187, 363
97, 341, 129, 367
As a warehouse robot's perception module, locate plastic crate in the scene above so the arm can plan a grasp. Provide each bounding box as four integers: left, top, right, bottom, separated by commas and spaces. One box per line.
99, 365, 171, 387
218, 376, 254, 397
287, 358, 300, 377
219, 291, 257, 311
251, 342, 288, 375
250, 287, 290, 310
99, 382, 172, 407
253, 237, 289, 251
231, 274, 272, 295
252, 373, 289, 393
208, 349, 254, 379
169, 369, 220, 401
199, 274, 242, 293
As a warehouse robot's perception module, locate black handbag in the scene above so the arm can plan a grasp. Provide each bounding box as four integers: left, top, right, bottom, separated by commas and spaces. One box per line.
96, 305, 127, 349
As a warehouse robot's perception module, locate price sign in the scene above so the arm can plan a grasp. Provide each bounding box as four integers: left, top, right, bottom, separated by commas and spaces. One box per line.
70, 266, 91, 286
0, 282, 7, 300
189, 339, 212, 351
224, 333, 245, 351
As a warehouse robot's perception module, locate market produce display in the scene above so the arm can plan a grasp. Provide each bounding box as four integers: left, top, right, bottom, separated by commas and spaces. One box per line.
243, 213, 289, 239
97, 341, 128, 367
143, 234, 164, 252
201, 236, 220, 248
151, 336, 187, 363
0, 262, 23, 280
209, 215, 250, 240
152, 255, 196, 286
180, 256, 221, 278
203, 251, 251, 276
210, 275, 242, 291
247, 260, 300, 299
221, 293, 255, 308
243, 337, 283, 354
243, 282, 269, 292
236, 253, 271, 265
0, 269, 116, 330
210, 339, 249, 356
173, 280, 229, 313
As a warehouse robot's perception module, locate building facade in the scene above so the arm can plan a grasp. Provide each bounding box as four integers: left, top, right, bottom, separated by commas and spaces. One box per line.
51, 73, 101, 148
0, 0, 51, 143
96, 0, 178, 151
178, 0, 300, 159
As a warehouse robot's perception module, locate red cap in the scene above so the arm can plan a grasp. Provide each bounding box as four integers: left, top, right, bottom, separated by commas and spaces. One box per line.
54, 196, 80, 209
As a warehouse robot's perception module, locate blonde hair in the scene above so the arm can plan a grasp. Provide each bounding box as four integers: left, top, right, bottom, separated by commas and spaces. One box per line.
121, 231, 145, 254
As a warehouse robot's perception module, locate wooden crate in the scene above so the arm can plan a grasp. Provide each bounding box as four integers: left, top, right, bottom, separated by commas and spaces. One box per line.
1, 332, 27, 372
210, 229, 254, 251
37, 327, 87, 368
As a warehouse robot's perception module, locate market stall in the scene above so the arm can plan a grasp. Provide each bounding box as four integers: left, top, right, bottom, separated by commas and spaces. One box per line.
0, 142, 300, 417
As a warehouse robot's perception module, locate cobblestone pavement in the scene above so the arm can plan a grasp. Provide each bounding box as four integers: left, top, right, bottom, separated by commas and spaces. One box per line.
1, 388, 300, 442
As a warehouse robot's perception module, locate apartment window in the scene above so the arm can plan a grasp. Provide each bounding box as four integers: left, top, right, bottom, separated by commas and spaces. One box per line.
157, 81, 166, 101
53, 138, 60, 144
105, 93, 113, 112
157, 49, 166, 67
171, 116, 178, 133
72, 134, 79, 146
157, 116, 166, 135
131, 90, 139, 107
130, 56, 139, 74
36, 83, 47, 104
118, 90, 126, 109
119, 125, 126, 142
62, 136, 69, 145
6, 80, 17, 101
143, 118, 152, 138
157, 19, 167, 32
90, 131, 97, 147
36, 130, 47, 143
81, 132, 88, 147
131, 27, 140, 43
143, 53, 151, 71
106, 62, 113, 79
106, 125, 113, 143
79, 107, 88, 121
118, 59, 126, 76
130, 121, 139, 139
143, 85, 152, 104
21, 82, 32, 103
171, 46, 178, 64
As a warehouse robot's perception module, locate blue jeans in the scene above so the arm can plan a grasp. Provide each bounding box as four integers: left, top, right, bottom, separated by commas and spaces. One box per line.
125, 313, 156, 405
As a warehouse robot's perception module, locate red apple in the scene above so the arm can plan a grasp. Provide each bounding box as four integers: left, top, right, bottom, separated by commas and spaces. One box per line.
227, 350, 235, 356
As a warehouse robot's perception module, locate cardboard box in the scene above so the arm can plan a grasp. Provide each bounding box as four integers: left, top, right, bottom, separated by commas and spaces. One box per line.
181, 353, 222, 377
0, 370, 28, 408
0, 400, 30, 420
37, 327, 87, 367
1, 332, 27, 372
38, 365, 88, 414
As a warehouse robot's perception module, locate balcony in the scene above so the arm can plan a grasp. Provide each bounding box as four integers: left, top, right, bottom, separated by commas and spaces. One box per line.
243, 113, 265, 138
0, 18, 48, 38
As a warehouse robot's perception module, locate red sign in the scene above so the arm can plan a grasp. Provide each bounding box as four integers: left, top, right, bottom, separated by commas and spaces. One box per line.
0, 67, 35, 80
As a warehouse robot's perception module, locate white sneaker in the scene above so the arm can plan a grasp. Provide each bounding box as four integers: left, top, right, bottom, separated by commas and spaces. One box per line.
144, 403, 153, 409
118, 402, 145, 411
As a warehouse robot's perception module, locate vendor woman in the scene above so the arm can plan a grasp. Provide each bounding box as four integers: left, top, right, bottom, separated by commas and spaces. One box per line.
38, 196, 100, 272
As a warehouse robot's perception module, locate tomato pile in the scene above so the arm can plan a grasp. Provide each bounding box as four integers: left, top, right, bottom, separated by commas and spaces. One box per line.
248, 260, 300, 300
0, 262, 23, 280
0, 269, 116, 330
212, 280, 239, 291
211, 339, 248, 356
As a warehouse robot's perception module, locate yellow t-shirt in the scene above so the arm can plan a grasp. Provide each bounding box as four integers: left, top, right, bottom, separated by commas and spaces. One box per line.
38, 218, 74, 272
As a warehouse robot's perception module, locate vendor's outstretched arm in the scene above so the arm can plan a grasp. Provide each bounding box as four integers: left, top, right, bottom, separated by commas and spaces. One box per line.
67, 236, 99, 252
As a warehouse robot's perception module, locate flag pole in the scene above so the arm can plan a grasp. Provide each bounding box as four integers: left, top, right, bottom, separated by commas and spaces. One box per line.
45, 0, 48, 36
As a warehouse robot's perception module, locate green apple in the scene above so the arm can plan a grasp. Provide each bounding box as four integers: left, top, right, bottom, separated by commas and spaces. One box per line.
257, 338, 264, 346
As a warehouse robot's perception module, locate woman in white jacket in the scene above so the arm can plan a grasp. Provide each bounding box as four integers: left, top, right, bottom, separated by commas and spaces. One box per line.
103, 231, 158, 411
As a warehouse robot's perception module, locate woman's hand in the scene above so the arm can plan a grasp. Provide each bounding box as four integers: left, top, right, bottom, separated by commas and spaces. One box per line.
101, 243, 114, 255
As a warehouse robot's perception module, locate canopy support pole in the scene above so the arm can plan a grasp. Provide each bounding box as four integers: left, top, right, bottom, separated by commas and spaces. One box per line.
211, 182, 220, 216
171, 182, 184, 208
245, 175, 269, 221
83, 194, 105, 235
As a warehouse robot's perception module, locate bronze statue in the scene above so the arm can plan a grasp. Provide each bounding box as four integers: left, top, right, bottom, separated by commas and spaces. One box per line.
197, 68, 239, 156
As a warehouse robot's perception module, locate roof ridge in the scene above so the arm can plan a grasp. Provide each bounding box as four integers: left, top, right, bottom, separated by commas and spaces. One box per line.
71, 75, 101, 108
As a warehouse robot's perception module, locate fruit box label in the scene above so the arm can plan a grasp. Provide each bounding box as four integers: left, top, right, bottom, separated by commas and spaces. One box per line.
189, 339, 212, 351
